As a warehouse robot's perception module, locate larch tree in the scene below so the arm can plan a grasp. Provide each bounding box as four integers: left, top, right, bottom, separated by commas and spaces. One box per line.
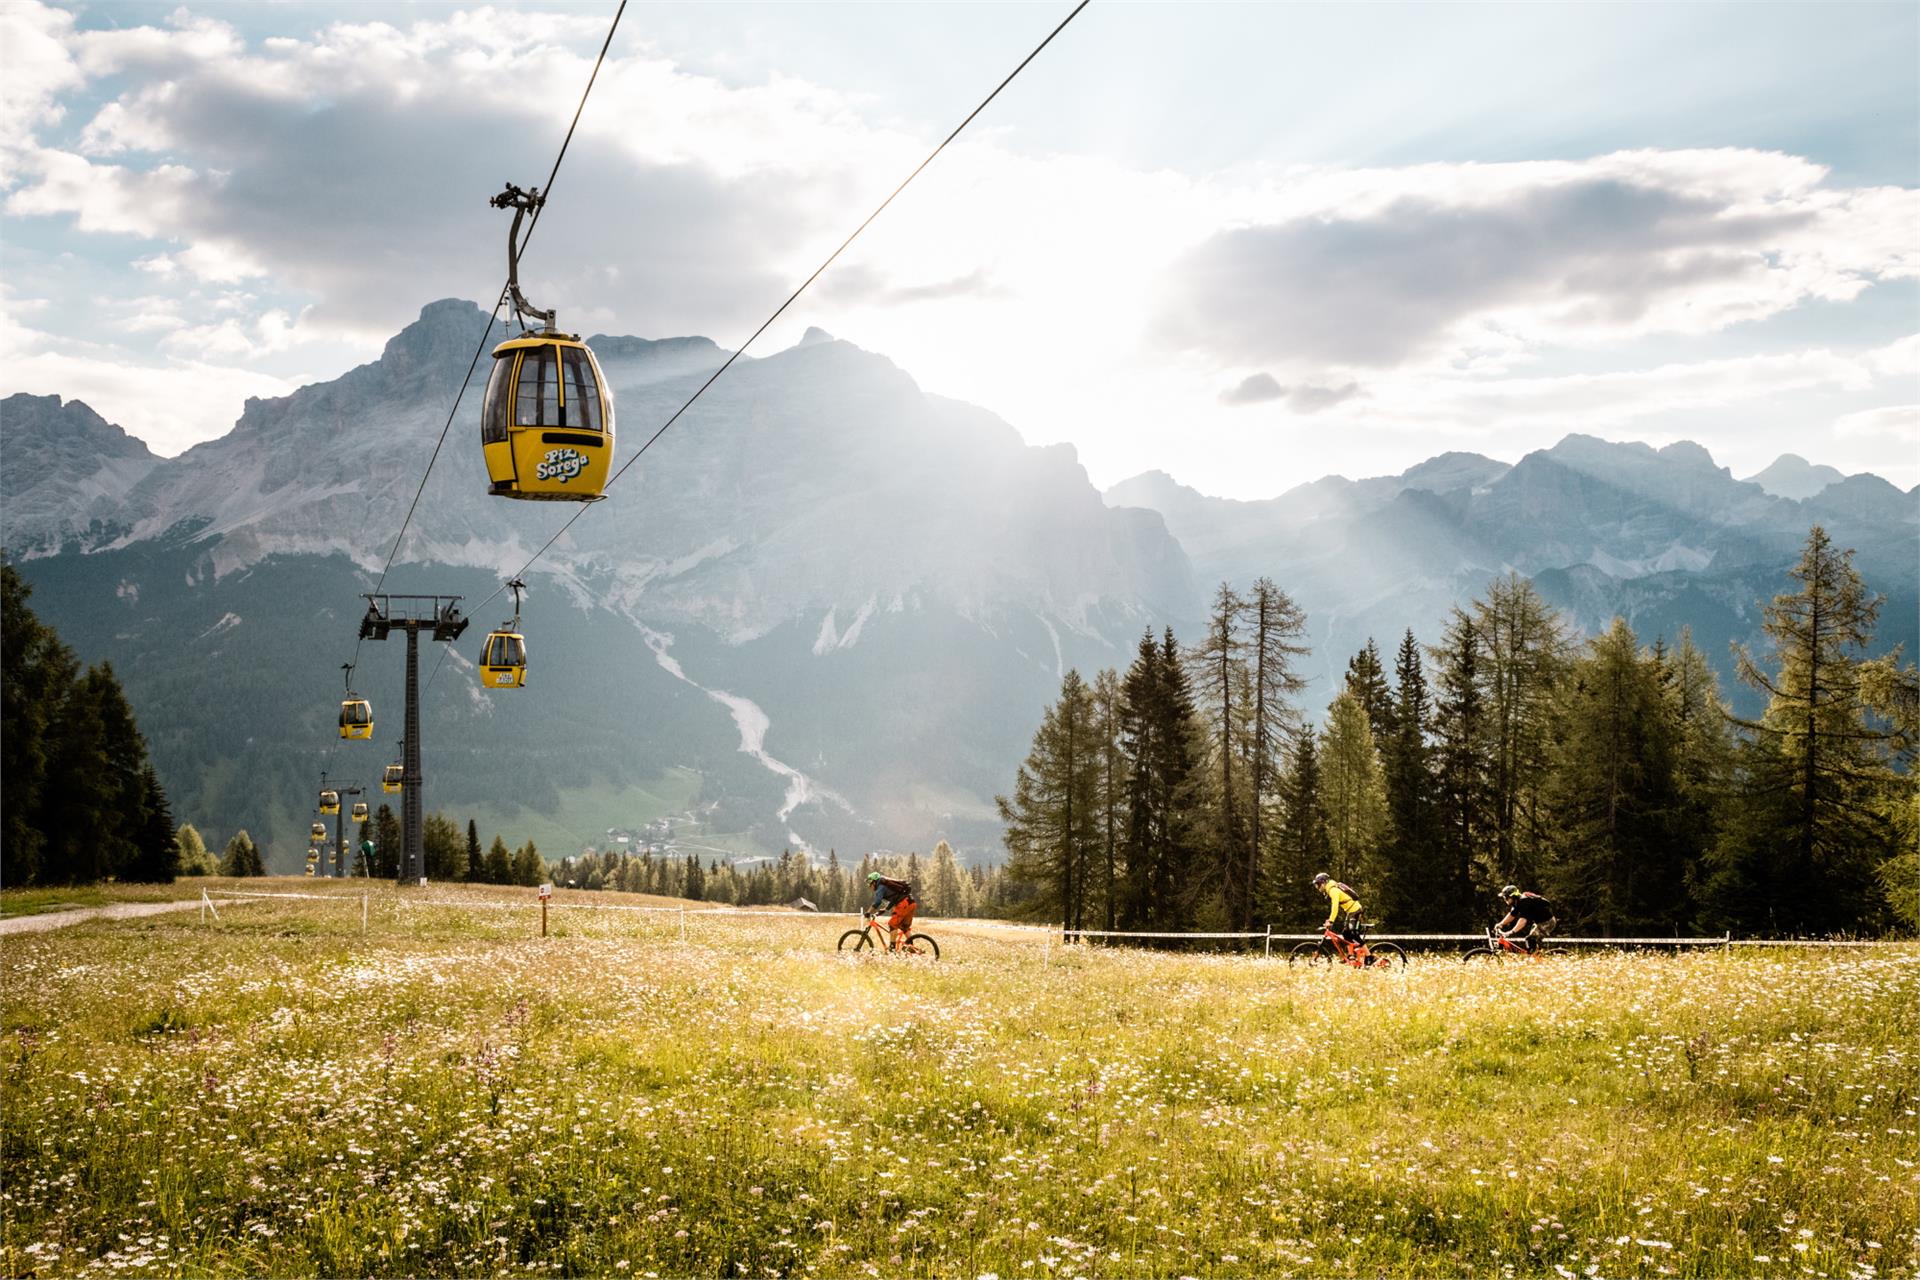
1245, 578, 1310, 930
1705, 526, 1903, 931
1475, 574, 1571, 889
1319, 690, 1388, 891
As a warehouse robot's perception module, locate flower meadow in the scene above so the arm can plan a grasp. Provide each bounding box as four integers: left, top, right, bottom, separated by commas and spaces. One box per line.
1, 882, 1915, 1278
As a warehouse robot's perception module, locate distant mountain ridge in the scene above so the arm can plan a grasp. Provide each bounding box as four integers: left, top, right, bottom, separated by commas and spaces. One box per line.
4, 302, 1914, 869
1102, 434, 1916, 709
3, 300, 1197, 867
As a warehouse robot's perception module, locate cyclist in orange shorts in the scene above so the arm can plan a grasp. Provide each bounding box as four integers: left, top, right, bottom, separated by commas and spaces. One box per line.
865, 870, 916, 951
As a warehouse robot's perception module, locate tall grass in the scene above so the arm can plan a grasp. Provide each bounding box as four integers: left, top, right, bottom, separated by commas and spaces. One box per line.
2, 884, 1913, 1277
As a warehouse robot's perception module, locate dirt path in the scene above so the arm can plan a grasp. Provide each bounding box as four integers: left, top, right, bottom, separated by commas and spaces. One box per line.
0, 897, 232, 935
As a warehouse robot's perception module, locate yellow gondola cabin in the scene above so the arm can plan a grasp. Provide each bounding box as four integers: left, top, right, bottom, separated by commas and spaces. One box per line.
480, 334, 614, 500
339, 697, 372, 740
310, 822, 327, 842
382, 763, 403, 794
479, 629, 527, 688
318, 789, 340, 815
351, 801, 369, 823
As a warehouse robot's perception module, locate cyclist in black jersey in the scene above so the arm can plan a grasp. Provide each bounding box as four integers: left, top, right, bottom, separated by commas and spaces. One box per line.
1495, 885, 1557, 953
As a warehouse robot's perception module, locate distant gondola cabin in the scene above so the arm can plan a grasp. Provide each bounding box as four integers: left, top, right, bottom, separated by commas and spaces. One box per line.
481, 334, 614, 500
479, 630, 527, 688
339, 697, 373, 740
310, 822, 327, 842
318, 789, 340, 815
382, 763, 403, 794
351, 801, 369, 823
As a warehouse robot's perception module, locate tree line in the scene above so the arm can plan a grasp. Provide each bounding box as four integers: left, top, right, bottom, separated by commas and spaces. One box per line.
3, 564, 179, 885
551, 840, 1019, 917
997, 527, 1916, 938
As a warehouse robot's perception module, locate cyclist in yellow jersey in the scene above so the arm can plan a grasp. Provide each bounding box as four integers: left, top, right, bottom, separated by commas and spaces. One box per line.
1312, 871, 1365, 945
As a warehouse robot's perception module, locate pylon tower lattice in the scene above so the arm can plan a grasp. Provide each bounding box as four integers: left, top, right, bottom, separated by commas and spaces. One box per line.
358, 595, 467, 881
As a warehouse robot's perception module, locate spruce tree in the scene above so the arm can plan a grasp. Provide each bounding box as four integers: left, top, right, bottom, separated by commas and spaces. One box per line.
1262, 729, 1328, 925
465, 820, 483, 882
220, 830, 263, 877
1, 564, 78, 885
1544, 619, 1689, 932
512, 840, 543, 886
1379, 630, 1455, 927
372, 804, 401, 879
1344, 638, 1397, 742
998, 668, 1102, 934
484, 835, 513, 885
1431, 609, 1492, 914
1091, 667, 1127, 931
422, 812, 463, 881
125, 766, 179, 883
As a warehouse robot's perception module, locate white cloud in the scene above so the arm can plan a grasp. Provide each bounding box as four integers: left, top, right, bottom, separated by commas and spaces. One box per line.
2, 0, 1914, 497
0, 299, 294, 455
1832, 404, 1919, 439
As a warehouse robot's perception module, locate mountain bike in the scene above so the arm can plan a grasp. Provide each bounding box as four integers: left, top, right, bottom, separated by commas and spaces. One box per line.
837, 912, 939, 959
1462, 926, 1550, 962
1288, 926, 1405, 968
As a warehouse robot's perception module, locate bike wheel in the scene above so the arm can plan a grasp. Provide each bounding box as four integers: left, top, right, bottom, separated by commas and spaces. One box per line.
837, 929, 874, 953
1288, 940, 1336, 966
905, 933, 940, 960
1366, 942, 1407, 968
1461, 946, 1501, 963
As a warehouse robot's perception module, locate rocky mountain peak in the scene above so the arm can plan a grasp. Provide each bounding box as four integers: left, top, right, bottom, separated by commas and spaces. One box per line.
1744, 453, 1846, 501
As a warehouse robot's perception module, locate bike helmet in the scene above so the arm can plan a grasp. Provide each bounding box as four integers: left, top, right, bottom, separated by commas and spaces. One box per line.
867, 871, 883, 882
1311, 872, 1330, 887
1499, 884, 1519, 900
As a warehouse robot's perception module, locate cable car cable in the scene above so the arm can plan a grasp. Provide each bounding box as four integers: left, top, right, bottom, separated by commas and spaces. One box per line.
435, 0, 1093, 659
340, 0, 627, 682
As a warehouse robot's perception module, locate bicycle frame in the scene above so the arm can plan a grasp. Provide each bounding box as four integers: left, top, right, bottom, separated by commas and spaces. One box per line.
1322, 926, 1372, 967
856, 913, 929, 956
1488, 926, 1541, 959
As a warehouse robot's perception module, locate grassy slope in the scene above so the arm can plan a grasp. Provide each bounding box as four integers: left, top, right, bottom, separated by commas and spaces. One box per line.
0, 883, 1913, 1278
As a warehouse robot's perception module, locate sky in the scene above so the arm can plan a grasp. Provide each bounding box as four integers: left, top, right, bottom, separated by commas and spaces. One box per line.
3, 0, 1916, 496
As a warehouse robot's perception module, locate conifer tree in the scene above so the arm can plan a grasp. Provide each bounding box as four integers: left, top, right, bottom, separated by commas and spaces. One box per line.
1431, 609, 1492, 909
1544, 619, 1689, 931
372, 805, 401, 879
1090, 668, 1128, 930
484, 835, 513, 884
220, 830, 264, 877
999, 668, 1102, 933
1319, 690, 1388, 890
1703, 527, 1901, 931
1188, 584, 1249, 913
1263, 729, 1328, 924
1245, 578, 1309, 928
1475, 574, 1571, 888
2, 564, 77, 885
1344, 638, 1397, 742
125, 765, 178, 883
1378, 630, 1455, 927
422, 812, 464, 881
465, 820, 483, 882
175, 823, 217, 876
512, 840, 543, 886
1118, 630, 1206, 930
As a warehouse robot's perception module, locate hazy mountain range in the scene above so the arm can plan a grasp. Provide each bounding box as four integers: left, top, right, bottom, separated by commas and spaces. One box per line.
4, 299, 1914, 869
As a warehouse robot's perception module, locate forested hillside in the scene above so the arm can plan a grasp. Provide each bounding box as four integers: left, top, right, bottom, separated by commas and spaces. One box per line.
999, 528, 1918, 936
